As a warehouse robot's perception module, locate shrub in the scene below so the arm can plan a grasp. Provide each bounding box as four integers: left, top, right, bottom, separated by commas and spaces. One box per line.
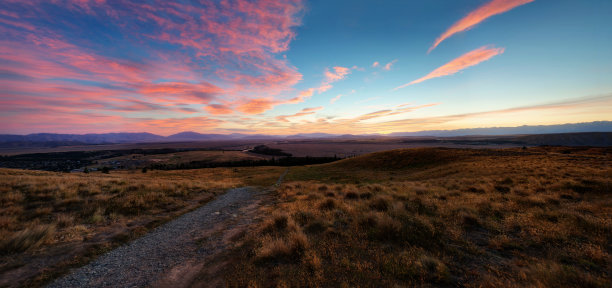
272, 214, 288, 231
345, 191, 358, 200
416, 255, 450, 283
459, 211, 481, 229
292, 211, 314, 226
370, 214, 402, 242
369, 196, 389, 211
304, 219, 327, 234
319, 199, 336, 211
0, 225, 55, 254
256, 232, 309, 264
359, 192, 372, 199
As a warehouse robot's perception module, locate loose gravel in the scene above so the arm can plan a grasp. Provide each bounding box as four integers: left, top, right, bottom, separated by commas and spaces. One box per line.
47, 186, 265, 288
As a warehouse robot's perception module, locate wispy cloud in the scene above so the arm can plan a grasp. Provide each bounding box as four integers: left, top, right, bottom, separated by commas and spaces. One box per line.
394, 45, 504, 90
384, 59, 398, 70
372, 61, 379, 68
276, 106, 324, 122
429, 0, 534, 53
357, 103, 440, 121
240, 94, 612, 135
330, 94, 342, 104
0, 0, 305, 132
293, 66, 351, 104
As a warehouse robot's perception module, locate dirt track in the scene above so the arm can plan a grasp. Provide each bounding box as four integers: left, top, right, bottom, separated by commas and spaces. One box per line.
47, 186, 268, 288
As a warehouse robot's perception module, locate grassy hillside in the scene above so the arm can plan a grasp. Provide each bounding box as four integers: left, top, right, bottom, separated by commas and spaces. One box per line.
220, 147, 611, 287
0, 166, 284, 287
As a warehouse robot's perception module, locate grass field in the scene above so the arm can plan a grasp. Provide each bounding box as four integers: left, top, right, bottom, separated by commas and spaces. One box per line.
93, 150, 268, 169
222, 147, 611, 287
0, 166, 284, 287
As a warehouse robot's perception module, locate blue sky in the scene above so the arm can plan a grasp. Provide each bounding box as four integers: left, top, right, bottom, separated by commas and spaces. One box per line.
1, 0, 611, 135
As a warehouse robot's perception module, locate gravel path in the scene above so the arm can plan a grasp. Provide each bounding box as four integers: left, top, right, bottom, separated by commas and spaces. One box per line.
47, 186, 267, 288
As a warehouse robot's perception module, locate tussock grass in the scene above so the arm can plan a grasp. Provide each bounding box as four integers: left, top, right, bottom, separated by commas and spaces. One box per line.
0, 224, 55, 254
225, 147, 611, 287
0, 166, 284, 287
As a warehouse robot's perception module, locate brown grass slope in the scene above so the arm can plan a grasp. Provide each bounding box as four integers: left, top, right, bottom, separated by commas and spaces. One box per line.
330, 147, 464, 170
0, 166, 284, 287
221, 147, 611, 287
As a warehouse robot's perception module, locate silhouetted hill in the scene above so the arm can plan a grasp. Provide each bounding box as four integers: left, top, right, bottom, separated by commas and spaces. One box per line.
166, 132, 235, 141
516, 132, 612, 146
1, 121, 610, 147
0, 133, 164, 147
389, 121, 612, 137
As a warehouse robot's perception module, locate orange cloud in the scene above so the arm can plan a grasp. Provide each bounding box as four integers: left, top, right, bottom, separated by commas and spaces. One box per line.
275, 106, 323, 122
204, 104, 233, 115
0, 0, 306, 133
237, 98, 277, 114
357, 103, 440, 121
372, 61, 379, 68
429, 0, 534, 53
395, 45, 504, 90
301, 106, 324, 113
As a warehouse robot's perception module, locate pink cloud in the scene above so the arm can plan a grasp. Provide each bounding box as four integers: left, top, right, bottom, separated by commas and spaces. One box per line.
0, 0, 306, 133
394, 45, 504, 90
384, 59, 397, 71
275, 106, 323, 122
316, 84, 333, 94
372, 61, 379, 68
324, 66, 350, 82
237, 98, 278, 115
285, 66, 351, 105
205, 104, 234, 115
301, 106, 324, 113
330, 94, 342, 104
429, 0, 534, 53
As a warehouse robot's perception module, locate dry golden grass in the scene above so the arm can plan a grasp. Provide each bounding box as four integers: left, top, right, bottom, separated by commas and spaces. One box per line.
225, 147, 611, 287
0, 166, 284, 287
96, 150, 267, 168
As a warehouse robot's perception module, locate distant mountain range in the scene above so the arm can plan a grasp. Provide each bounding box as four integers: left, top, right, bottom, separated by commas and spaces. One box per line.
388, 121, 612, 137
0, 121, 610, 147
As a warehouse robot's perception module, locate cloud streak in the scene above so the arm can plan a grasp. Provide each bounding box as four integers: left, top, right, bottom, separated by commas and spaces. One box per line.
394, 45, 504, 90
276, 106, 324, 122
429, 0, 534, 53
292, 66, 351, 104
384, 60, 397, 71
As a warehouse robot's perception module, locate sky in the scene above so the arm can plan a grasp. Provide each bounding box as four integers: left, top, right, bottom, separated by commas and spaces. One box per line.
1, 0, 611, 135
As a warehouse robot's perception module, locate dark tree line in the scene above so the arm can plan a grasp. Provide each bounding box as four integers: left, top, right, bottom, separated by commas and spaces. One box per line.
148, 156, 341, 170
249, 145, 292, 156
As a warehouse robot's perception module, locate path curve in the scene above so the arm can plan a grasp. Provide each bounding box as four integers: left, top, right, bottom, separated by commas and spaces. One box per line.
47, 186, 267, 288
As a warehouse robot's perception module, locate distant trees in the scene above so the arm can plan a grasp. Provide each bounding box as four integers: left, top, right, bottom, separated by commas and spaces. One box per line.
249, 145, 292, 157
147, 156, 341, 170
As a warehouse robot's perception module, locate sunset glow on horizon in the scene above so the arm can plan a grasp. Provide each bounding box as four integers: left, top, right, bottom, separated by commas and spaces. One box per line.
1, 0, 611, 135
